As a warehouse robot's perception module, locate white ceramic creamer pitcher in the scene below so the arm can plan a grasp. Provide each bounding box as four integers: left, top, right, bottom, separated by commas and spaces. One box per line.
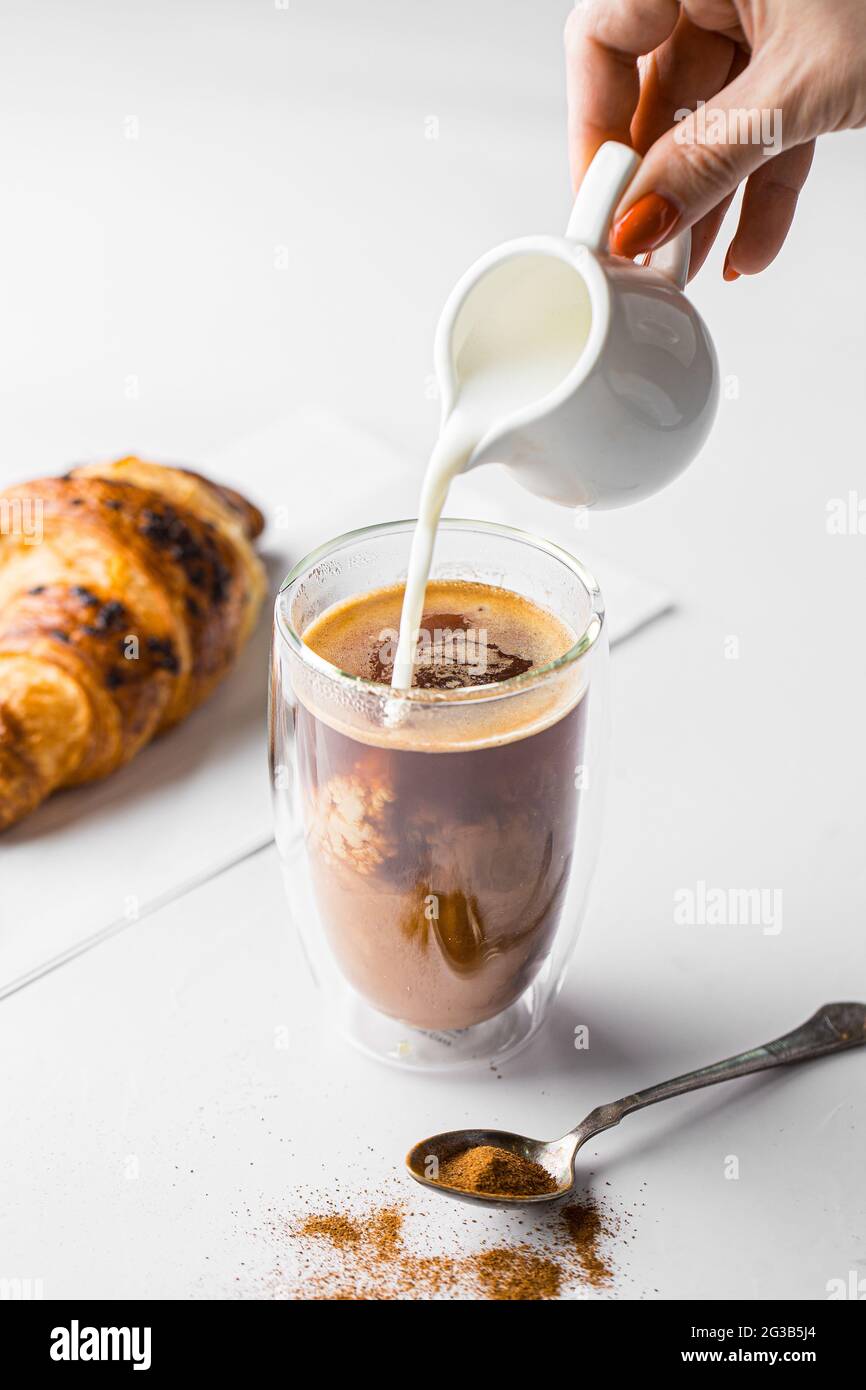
434, 141, 719, 509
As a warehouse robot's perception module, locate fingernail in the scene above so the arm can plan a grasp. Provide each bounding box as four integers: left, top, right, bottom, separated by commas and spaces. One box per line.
722, 247, 740, 282
610, 193, 679, 259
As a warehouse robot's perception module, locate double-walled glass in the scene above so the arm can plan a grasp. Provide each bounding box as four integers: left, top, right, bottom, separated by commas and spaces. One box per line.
269, 519, 607, 1070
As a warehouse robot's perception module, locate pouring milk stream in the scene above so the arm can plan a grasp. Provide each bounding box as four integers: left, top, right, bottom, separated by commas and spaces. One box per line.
390, 142, 719, 690
390, 256, 590, 688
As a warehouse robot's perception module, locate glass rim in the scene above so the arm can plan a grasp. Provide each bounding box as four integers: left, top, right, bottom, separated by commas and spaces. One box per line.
274, 517, 605, 705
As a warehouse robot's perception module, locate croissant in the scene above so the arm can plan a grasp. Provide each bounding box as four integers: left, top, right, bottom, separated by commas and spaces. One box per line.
0, 457, 266, 831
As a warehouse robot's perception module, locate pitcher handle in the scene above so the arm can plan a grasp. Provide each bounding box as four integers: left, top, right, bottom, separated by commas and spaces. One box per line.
566, 140, 691, 290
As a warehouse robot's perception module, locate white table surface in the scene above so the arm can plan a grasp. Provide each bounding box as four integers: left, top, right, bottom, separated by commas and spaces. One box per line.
1, 0, 865, 1301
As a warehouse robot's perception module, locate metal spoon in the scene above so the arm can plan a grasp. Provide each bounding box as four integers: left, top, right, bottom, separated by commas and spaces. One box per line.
406, 1001, 866, 1205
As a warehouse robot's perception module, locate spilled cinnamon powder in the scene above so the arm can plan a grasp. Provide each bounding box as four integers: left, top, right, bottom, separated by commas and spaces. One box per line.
298, 1206, 404, 1263
299, 1212, 362, 1248
263, 1187, 620, 1300
561, 1200, 612, 1287
437, 1144, 557, 1197
473, 1246, 562, 1300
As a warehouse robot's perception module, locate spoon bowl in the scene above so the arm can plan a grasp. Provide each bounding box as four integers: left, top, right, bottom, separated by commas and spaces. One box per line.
405, 1127, 578, 1206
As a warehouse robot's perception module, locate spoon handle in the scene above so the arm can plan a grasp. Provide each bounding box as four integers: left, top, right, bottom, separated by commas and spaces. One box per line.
575, 1001, 866, 1141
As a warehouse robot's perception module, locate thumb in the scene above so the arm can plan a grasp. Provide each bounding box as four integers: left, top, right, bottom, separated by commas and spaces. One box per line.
610, 63, 790, 259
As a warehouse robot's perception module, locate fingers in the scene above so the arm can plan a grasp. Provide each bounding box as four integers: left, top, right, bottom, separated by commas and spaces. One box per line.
678, 40, 748, 278
625, 10, 742, 279
688, 193, 736, 280
564, 0, 680, 190
609, 58, 794, 258
723, 140, 816, 279
566, 0, 821, 281
630, 9, 736, 155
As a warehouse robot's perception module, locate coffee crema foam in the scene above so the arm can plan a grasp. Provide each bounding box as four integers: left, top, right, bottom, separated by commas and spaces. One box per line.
300, 579, 583, 752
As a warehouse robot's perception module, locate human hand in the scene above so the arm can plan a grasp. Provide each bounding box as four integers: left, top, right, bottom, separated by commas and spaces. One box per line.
564, 0, 866, 279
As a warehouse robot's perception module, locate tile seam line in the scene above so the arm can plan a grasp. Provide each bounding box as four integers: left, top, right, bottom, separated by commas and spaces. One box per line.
0, 834, 275, 1005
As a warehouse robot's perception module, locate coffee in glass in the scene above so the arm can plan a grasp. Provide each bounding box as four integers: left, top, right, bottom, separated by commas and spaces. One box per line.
270, 520, 606, 1068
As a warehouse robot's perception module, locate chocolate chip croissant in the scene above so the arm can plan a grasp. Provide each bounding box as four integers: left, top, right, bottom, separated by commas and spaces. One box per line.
0, 457, 266, 831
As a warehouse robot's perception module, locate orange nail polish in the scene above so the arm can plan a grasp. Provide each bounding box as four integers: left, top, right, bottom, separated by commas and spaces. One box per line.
610, 193, 679, 259
722, 248, 740, 282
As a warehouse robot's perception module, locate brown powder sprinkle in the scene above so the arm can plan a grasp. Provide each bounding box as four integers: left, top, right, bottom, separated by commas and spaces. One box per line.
298, 1212, 362, 1248
437, 1144, 558, 1197
366, 1205, 404, 1261
561, 1201, 615, 1288
298, 1205, 405, 1262
256, 1184, 623, 1300
291, 1203, 459, 1300
473, 1246, 562, 1301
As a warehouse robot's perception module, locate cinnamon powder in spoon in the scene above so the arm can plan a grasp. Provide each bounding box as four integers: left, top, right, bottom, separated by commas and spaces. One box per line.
437, 1144, 557, 1197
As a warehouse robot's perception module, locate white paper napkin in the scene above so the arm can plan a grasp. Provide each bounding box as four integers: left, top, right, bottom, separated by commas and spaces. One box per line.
0, 414, 671, 996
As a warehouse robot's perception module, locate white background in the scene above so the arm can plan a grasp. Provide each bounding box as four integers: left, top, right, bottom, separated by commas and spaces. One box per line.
1, 0, 865, 1300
